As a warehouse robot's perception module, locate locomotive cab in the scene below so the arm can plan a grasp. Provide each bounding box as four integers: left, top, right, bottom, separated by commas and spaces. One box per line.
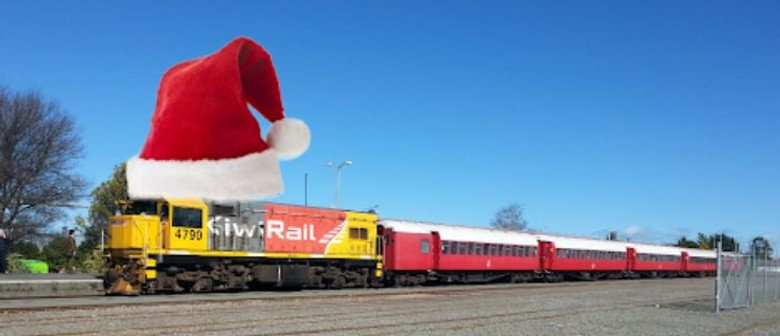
105, 199, 209, 295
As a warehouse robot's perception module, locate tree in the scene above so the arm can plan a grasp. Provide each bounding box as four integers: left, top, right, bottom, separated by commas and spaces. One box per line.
697, 232, 738, 252
675, 236, 699, 248
750, 236, 773, 260
41, 234, 70, 272
490, 203, 528, 231
9, 240, 41, 260
84, 163, 127, 251
0, 87, 86, 245
11, 240, 41, 259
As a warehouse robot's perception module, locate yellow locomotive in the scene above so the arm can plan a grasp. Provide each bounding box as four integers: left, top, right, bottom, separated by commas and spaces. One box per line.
104, 199, 383, 295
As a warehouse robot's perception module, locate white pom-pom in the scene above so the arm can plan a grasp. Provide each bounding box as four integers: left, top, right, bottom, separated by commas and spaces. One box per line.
267, 118, 311, 160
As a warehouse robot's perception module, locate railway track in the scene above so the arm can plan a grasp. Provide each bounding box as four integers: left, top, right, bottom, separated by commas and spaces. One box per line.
26, 294, 714, 336
0, 278, 723, 336
0, 278, 672, 313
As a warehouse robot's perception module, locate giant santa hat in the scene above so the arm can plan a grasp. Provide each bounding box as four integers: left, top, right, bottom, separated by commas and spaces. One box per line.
127, 37, 310, 201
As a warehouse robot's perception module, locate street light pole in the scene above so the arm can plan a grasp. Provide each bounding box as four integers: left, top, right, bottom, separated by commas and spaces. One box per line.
304, 173, 308, 206
326, 160, 352, 208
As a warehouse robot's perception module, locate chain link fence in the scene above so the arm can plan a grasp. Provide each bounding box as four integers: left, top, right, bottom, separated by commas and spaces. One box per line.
716, 243, 780, 313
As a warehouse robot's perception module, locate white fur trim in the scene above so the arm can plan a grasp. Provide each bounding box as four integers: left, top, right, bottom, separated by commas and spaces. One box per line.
267, 118, 310, 160
127, 150, 282, 201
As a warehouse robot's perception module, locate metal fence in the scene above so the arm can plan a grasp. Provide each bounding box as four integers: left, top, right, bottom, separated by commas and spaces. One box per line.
716, 243, 780, 313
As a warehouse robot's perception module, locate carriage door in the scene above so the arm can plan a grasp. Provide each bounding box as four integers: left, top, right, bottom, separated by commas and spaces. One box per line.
538, 241, 553, 271
626, 248, 636, 272
382, 228, 396, 270
681, 251, 690, 273
431, 231, 441, 270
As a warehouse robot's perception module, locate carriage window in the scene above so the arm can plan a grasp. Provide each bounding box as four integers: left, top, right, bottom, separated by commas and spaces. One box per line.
475, 243, 483, 256
459, 242, 467, 255
491, 245, 498, 256
512, 246, 518, 257
442, 241, 450, 254
421, 239, 430, 254
497, 244, 504, 256
533, 247, 538, 256
468, 242, 475, 255
451, 241, 458, 255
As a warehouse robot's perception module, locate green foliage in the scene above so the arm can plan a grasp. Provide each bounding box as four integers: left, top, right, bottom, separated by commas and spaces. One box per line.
10, 240, 41, 259
78, 248, 107, 273
86, 163, 127, 251
41, 236, 69, 272
7, 253, 30, 273
750, 236, 773, 259
490, 203, 528, 231
675, 236, 700, 248
696, 232, 739, 252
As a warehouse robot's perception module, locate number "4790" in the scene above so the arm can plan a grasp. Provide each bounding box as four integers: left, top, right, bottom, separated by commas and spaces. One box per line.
175, 229, 203, 241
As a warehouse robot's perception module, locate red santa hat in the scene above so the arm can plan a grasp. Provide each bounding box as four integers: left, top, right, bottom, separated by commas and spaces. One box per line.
127, 37, 310, 201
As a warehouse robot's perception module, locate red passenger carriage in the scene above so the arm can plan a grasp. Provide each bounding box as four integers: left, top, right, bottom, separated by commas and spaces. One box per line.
381, 219, 540, 285
538, 235, 630, 281
380, 218, 717, 286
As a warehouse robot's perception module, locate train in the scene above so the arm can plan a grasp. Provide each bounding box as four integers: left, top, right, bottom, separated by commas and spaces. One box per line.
103, 199, 717, 295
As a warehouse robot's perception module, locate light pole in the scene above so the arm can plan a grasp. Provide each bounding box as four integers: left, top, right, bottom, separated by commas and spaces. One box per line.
326, 160, 352, 208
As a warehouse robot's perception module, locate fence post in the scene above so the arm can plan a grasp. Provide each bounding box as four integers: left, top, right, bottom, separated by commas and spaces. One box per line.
764, 253, 768, 305
772, 259, 780, 301
716, 241, 722, 314
748, 249, 754, 307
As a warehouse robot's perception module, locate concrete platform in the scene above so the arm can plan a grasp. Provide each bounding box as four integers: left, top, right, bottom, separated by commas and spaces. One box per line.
0, 273, 104, 299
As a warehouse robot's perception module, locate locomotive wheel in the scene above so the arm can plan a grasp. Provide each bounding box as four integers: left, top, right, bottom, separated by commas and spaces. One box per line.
330, 275, 346, 290
191, 277, 214, 293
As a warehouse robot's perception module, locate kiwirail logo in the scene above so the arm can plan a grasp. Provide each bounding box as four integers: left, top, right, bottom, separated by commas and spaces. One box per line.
266, 219, 317, 241
207, 217, 318, 241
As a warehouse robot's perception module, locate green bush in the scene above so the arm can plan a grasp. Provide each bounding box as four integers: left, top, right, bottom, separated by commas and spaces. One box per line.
11, 240, 42, 260
42, 236, 69, 272
7, 253, 29, 273
79, 249, 107, 274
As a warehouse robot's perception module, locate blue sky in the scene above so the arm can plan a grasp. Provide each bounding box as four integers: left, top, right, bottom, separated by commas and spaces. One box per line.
2, 1, 778, 249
